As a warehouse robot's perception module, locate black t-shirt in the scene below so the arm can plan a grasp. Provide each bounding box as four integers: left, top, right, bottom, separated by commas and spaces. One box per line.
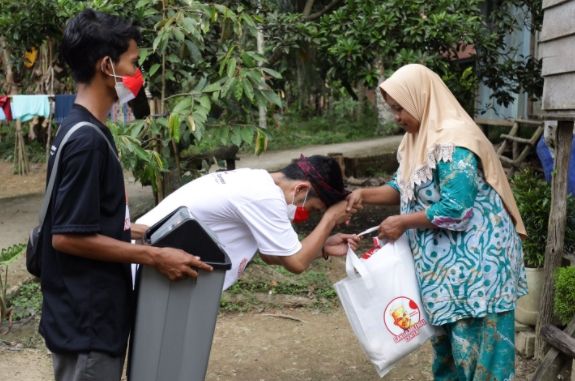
39, 104, 133, 356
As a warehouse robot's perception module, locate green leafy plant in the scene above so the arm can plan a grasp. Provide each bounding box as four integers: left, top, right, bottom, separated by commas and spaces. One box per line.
113, 0, 283, 201
511, 169, 575, 268
553, 266, 575, 325
8, 280, 42, 322
0, 243, 26, 322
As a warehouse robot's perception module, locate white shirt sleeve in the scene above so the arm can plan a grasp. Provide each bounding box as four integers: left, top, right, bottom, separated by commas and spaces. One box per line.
234, 197, 301, 256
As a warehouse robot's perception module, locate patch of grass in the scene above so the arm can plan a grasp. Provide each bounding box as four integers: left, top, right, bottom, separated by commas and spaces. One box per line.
1, 243, 27, 322
8, 280, 42, 321
264, 111, 382, 151
220, 256, 338, 312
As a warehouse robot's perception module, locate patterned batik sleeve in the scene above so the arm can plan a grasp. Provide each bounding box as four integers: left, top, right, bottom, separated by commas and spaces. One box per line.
425, 147, 479, 231
386, 171, 400, 192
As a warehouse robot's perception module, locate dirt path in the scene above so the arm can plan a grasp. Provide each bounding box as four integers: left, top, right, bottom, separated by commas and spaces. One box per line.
0, 309, 434, 381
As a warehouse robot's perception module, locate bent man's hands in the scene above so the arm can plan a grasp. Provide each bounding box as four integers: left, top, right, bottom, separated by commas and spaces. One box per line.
153, 247, 213, 281
323, 233, 360, 257
325, 200, 359, 226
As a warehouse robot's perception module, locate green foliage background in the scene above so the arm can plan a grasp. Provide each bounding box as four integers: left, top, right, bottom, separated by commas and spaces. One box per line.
553, 266, 575, 325
511, 169, 575, 268
0, 0, 544, 200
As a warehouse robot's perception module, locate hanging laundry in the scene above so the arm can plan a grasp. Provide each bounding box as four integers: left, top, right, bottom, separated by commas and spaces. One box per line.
0, 96, 12, 121
54, 94, 76, 124
11, 95, 50, 122
0, 107, 5, 121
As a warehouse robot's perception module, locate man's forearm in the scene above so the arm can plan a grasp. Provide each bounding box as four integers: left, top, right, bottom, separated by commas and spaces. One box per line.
52, 233, 159, 266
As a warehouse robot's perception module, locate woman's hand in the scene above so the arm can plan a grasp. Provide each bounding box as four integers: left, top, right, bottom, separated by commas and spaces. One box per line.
378, 215, 407, 241
346, 189, 364, 213
323, 233, 361, 257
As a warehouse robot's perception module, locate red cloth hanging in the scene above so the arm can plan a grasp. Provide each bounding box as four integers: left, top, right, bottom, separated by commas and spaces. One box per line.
0, 96, 13, 121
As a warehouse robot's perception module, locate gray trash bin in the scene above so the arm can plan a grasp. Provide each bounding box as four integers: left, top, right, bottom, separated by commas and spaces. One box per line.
128, 206, 231, 381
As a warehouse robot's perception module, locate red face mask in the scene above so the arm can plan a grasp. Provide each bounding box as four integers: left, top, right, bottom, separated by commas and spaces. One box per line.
122, 68, 144, 96
107, 58, 145, 104
287, 189, 310, 224
292, 205, 310, 224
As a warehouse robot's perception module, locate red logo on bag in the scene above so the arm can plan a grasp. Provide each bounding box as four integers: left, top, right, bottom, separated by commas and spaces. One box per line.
360, 237, 382, 260
383, 297, 427, 343
238, 257, 248, 276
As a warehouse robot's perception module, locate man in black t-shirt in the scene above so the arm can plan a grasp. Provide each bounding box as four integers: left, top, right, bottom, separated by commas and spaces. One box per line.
40, 10, 212, 381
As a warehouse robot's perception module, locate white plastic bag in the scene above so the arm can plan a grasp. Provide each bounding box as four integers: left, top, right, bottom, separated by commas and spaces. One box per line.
334, 234, 438, 377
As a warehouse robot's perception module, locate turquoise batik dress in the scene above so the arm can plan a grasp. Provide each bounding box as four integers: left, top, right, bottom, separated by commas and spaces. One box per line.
389, 146, 527, 380
388, 146, 528, 326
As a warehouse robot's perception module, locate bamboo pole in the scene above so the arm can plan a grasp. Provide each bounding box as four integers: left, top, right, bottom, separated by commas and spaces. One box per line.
14, 119, 30, 175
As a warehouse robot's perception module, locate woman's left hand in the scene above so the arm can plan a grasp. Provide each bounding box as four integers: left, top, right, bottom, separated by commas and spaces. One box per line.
378, 215, 406, 241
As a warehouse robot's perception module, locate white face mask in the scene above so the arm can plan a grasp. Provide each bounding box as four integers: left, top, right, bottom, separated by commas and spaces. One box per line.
286, 202, 297, 221
114, 82, 136, 105
286, 189, 309, 223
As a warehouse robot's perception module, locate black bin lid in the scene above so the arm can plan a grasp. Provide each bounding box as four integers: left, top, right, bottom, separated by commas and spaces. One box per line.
145, 206, 231, 270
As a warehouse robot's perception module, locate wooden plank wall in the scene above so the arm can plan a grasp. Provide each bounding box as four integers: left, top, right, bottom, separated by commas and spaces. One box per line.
540, 0, 575, 113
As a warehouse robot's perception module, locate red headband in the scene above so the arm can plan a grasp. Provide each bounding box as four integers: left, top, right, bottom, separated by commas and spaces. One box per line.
296, 155, 349, 207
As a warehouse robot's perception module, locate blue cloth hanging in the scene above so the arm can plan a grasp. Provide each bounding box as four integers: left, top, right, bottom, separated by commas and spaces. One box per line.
11, 95, 50, 122
54, 94, 76, 124
536, 136, 575, 195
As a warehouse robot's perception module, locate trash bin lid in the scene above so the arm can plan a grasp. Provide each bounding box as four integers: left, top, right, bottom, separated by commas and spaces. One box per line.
145, 206, 232, 270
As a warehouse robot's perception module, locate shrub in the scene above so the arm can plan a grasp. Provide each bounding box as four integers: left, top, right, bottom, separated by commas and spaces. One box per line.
553, 266, 575, 325
510, 168, 575, 268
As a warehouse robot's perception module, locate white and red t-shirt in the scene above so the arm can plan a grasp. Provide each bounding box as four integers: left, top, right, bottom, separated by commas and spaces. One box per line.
136, 169, 301, 290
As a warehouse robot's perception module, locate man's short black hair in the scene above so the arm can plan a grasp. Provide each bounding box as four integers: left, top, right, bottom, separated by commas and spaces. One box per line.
281, 155, 348, 207
60, 8, 141, 84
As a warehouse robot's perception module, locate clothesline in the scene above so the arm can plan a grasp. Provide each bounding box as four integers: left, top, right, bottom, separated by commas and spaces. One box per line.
0, 94, 135, 125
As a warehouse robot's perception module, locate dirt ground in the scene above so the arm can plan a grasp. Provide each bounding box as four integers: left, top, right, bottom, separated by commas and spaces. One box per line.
0, 160, 539, 380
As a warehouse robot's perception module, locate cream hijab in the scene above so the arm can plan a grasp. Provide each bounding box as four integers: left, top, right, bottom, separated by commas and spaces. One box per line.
380, 64, 526, 237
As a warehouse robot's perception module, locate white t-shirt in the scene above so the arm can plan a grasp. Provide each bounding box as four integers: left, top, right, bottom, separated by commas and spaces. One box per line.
136, 169, 302, 290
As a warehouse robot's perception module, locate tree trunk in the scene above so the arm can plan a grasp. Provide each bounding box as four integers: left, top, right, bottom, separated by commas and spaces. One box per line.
356, 82, 365, 121
374, 59, 393, 132
535, 120, 574, 359
296, 55, 307, 113
302, 0, 315, 17
257, 18, 267, 129
0, 37, 16, 94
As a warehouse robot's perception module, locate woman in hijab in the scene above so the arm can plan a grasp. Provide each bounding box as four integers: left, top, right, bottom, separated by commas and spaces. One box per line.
346, 64, 527, 380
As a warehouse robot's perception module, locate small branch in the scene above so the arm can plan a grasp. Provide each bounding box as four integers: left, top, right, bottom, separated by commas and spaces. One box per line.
164, 91, 202, 101
261, 313, 304, 323
304, 0, 343, 21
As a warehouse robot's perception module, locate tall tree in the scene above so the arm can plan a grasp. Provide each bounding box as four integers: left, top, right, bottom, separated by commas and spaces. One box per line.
263, 0, 543, 115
